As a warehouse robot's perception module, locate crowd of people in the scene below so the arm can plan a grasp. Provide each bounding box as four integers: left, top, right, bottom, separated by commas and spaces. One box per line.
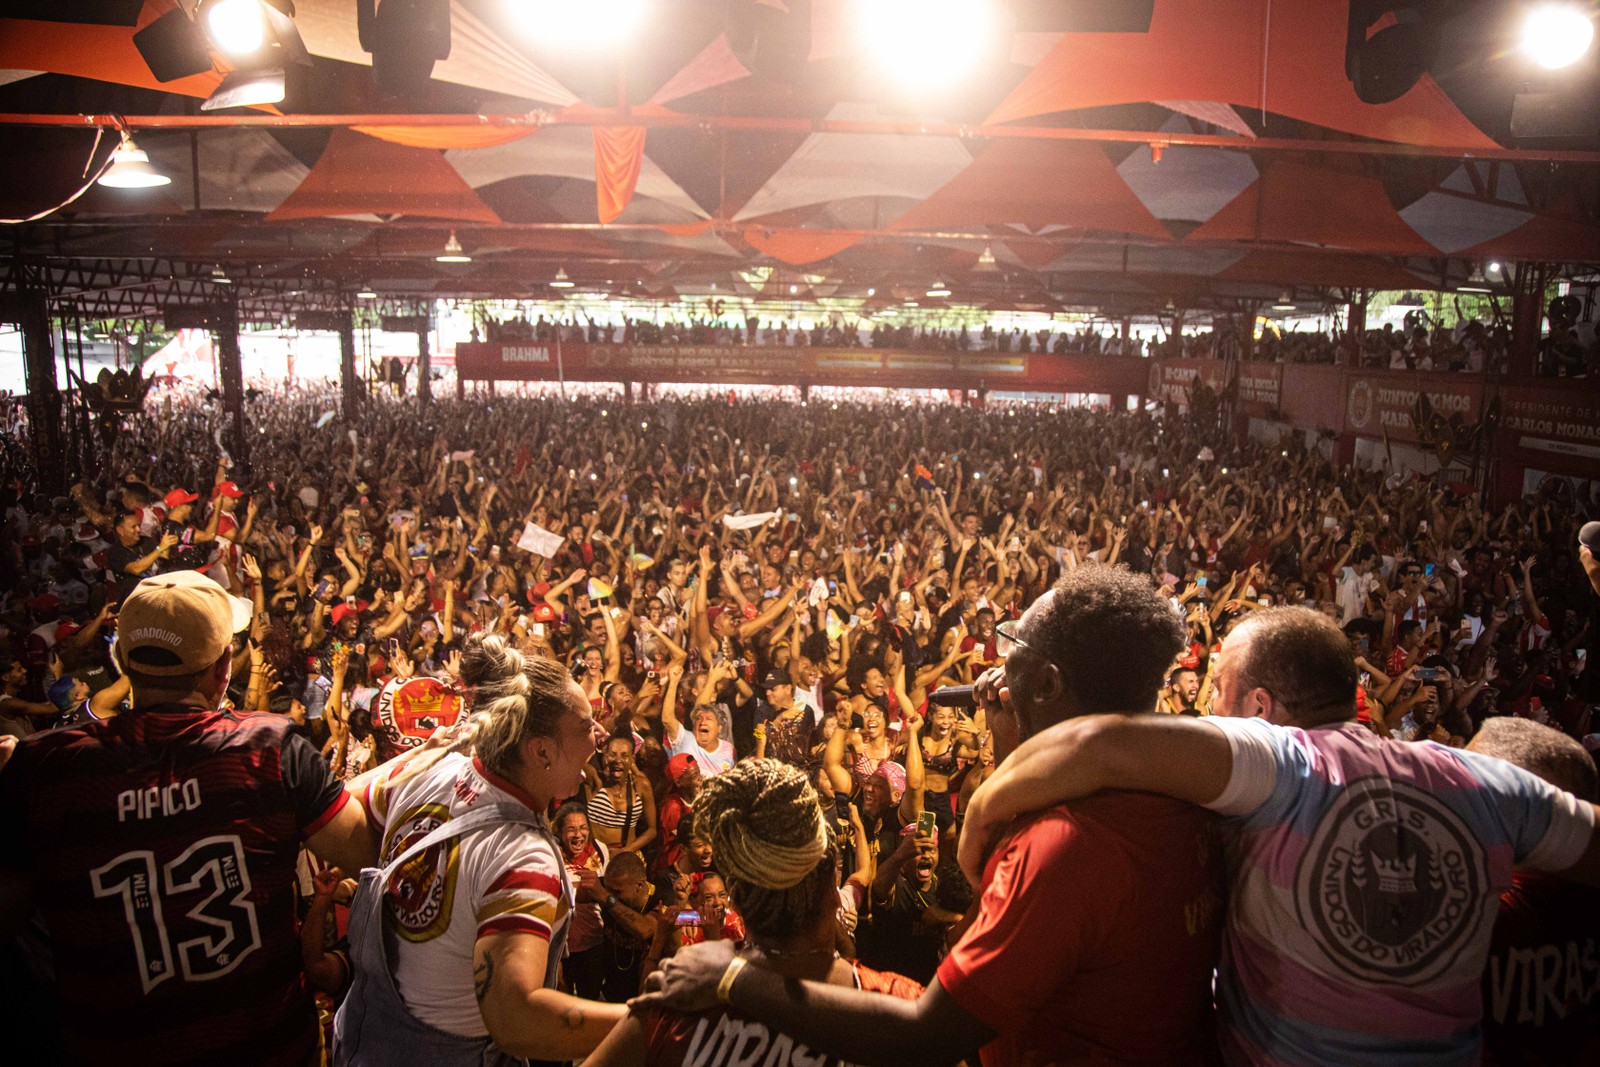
1, 378, 1598, 1065
480, 310, 1143, 355
473, 296, 1600, 378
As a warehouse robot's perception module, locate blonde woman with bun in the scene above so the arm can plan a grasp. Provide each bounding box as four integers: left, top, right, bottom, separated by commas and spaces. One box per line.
334, 632, 619, 1066
585, 758, 923, 1066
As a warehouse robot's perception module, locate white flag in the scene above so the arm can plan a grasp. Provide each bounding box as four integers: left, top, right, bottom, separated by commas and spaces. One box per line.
723, 511, 780, 531
516, 521, 565, 558
808, 576, 830, 608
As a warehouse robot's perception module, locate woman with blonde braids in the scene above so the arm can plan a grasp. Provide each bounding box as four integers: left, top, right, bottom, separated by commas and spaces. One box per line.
334, 632, 620, 1066
585, 758, 923, 1067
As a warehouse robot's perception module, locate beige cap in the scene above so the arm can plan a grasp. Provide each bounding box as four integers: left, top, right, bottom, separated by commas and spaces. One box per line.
114, 570, 253, 676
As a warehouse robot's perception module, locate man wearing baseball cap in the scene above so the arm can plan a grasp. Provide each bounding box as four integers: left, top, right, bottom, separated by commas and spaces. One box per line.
0, 570, 382, 1065
161, 487, 223, 573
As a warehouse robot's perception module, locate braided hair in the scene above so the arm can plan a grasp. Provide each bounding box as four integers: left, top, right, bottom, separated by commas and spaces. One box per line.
693, 758, 837, 942
461, 632, 577, 779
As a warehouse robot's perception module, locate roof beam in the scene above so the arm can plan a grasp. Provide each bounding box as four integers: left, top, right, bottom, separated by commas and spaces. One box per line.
3, 110, 1600, 165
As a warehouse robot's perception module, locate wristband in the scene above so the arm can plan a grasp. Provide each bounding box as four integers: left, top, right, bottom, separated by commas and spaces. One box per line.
716, 956, 748, 1005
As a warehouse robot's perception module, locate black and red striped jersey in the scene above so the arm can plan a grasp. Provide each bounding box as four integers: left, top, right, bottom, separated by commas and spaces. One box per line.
0, 704, 349, 1066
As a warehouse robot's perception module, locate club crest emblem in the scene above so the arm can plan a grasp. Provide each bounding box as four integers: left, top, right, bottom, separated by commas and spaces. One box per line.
1295, 777, 1488, 986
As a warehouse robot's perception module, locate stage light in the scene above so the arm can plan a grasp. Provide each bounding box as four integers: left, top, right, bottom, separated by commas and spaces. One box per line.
511, 0, 647, 49
729, 0, 811, 79
205, 0, 268, 57
359, 0, 451, 94
201, 67, 286, 110
134, 8, 215, 83
976, 245, 997, 271
211, 266, 233, 284
99, 136, 172, 189
1522, 4, 1595, 69
1485, 261, 1506, 282
436, 231, 472, 263
857, 0, 1001, 93
926, 282, 952, 297
1272, 291, 1296, 311
1345, 3, 1435, 105
357, 289, 377, 299
550, 268, 575, 288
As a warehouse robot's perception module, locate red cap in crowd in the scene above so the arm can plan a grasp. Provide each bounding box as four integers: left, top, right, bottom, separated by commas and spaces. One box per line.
665, 753, 697, 785
214, 481, 245, 499
26, 593, 61, 615
531, 602, 558, 624
164, 488, 199, 510
331, 601, 369, 627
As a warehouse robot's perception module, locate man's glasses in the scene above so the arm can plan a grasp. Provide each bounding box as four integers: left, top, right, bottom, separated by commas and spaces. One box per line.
995, 619, 1040, 658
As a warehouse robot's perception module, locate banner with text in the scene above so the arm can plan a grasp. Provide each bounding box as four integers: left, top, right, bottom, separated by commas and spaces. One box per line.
1147, 359, 1282, 412
1343, 373, 1484, 444
455, 342, 1153, 396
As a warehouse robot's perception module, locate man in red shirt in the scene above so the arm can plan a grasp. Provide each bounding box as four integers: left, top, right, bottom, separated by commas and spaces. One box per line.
638, 568, 1223, 1066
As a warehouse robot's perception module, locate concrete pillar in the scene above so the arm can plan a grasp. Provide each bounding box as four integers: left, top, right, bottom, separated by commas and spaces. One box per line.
1507, 291, 1543, 379
338, 311, 361, 414
16, 290, 66, 493
416, 325, 432, 405
216, 298, 250, 479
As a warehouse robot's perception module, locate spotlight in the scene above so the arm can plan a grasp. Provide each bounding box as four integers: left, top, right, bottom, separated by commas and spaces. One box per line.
357, 289, 377, 300
1272, 291, 1296, 311
857, 0, 1004, 94
550, 268, 575, 289
729, 0, 811, 79
975, 245, 998, 271
1345, 3, 1435, 105
98, 136, 172, 189
1522, 4, 1595, 69
926, 282, 952, 298
205, 0, 269, 57
211, 266, 233, 284
200, 0, 308, 63
133, 8, 214, 83
201, 67, 286, 110
436, 231, 472, 263
1485, 261, 1506, 282
358, 0, 452, 94
510, 0, 646, 49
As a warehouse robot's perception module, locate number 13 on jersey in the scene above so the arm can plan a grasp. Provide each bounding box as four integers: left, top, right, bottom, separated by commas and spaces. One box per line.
91, 834, 263, 994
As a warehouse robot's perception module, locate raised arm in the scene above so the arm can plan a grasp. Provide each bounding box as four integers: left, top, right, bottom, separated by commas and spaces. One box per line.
957, 699, 1233, 886
660, 663, 684, 744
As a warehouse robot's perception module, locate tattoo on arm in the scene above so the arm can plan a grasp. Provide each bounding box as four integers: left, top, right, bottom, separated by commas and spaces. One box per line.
473, 952, 495, 1004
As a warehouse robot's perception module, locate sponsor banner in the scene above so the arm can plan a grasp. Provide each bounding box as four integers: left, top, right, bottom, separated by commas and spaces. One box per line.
456, 343, 1151, 394
1151, 359, 1281, 411
884, 354, 955, 371
1498, 386, 1600, 469
1343, 374, 1483, 443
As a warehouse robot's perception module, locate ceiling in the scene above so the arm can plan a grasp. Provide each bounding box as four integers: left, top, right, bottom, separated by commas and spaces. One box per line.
3, 0, 1600, 321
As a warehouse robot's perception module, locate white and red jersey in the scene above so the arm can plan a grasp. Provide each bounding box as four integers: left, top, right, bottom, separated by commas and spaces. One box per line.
364, 752, 572, 1038
563, 839, 610, 953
